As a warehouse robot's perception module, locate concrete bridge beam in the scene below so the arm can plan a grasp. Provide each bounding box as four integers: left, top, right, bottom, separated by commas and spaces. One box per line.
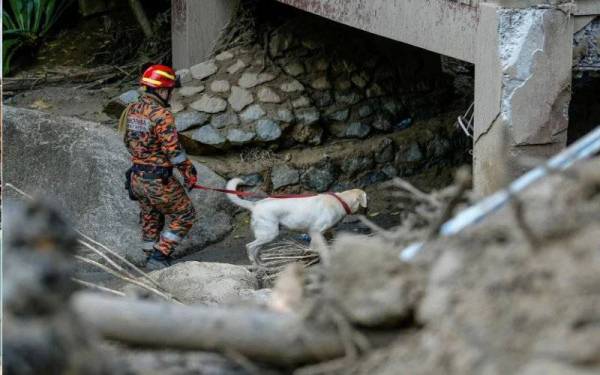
171, 0, 239, 69
473, 2, 574, 195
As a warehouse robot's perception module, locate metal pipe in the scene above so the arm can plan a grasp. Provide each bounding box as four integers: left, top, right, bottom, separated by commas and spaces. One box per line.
401, 125, 600, 261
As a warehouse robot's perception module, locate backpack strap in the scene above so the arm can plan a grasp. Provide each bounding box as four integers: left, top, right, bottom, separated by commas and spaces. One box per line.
117, 103, 134, 139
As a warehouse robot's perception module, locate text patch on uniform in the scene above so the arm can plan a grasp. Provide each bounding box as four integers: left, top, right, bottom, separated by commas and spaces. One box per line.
128, 116, 151, 132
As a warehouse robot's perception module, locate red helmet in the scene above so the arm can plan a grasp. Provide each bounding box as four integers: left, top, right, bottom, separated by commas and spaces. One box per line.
140, 64, 177, 89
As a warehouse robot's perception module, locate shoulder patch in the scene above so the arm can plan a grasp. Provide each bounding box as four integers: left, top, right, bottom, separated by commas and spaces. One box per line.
128, 115, 151, 132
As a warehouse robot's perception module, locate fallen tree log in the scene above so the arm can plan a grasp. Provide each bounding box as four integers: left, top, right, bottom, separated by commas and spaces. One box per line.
2, 64, 137, 92
71, 292, 345, 366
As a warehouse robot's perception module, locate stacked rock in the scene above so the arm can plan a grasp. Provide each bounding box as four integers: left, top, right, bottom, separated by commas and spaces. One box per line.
167, 22, 448, 151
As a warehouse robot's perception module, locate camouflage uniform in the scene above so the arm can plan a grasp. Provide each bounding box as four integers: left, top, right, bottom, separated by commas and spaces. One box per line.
124, 93, 196, 257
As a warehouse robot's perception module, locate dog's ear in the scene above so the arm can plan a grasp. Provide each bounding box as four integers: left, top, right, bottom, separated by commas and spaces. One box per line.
359, 191, 368, 208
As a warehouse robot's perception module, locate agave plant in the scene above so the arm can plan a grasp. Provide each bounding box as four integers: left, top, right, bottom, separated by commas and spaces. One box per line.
3, 0, 74, 74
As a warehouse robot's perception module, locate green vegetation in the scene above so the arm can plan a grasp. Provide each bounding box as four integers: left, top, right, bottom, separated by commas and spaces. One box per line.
2, 0, 74, 74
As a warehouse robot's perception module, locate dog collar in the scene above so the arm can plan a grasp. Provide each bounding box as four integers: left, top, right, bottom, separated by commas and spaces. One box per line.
325, 192, 352, 215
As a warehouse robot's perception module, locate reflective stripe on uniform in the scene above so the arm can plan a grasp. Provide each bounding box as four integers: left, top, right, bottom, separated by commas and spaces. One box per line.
161, 231, 182, 243
142, 240, 156, 250
170, 152, 187, 165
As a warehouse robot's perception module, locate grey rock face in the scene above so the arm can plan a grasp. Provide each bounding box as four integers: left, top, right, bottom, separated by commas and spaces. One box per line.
382, 164, 398, 178
170, 101, 184, 114
226, 128, 255, 144
310, 76, 331, 90
190, 125, 226, 146
358, 104, 373, 118
255, 119, 282, 141
226, 59, 246, 74
147, 261, 258, 305
346, 121, 371, 138
395, 141, 423, 163
283, 62, 305, 76
210, 111, 239, 129
179, 86, 204, 97
175, 111, 210, 132
228, 86, 254, 112
335, 91, 362, 106
215, 50, 234, 61
341, 156, 374, 177
301, 162, 336, 192
210, 80, 231, 93
190, 95, 227, 114
238, 72, 276, 88
240, 104, 266, 122
292, 96, 311, 108
428, 137, 451, 157
257, 87, 282, 103
326, 108, 350, 122
271, 164, 300, 189
375, 138, 395, 163
3, 107, 233, 265
104, 89, 140, 118
190, 60, 218, 80
295, 107, 320, 126
176, 68, 192, 85
280, 80, 304, 93
275, 108, 295, 123
372, 115, 392, 131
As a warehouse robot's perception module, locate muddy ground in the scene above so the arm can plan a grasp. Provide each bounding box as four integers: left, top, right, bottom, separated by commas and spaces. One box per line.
6, 82, 461, 272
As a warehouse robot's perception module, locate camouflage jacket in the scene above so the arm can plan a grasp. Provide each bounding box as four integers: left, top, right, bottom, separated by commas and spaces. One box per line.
124, 93, 189, 168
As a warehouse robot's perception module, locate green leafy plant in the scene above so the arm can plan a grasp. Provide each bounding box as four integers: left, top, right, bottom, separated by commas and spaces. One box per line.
3, 0, 74, 74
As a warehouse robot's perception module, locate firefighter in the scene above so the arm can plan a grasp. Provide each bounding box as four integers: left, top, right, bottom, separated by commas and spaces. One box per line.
121, 64, 197, 270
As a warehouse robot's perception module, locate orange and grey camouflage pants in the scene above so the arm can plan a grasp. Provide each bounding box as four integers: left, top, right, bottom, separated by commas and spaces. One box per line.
131, 173, 196, 256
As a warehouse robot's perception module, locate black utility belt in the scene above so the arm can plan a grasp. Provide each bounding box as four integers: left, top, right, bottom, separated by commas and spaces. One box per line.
131, 164, 173, 179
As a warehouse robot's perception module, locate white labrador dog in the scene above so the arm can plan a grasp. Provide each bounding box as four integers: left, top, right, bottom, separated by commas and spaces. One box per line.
226, 178, 368, 264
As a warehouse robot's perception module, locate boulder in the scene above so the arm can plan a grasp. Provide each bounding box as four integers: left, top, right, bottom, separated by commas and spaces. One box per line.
174, 111, 209, 132
210, 111, 239, 129
148, 261, 258, 305
256, 119, 282, 141
226, 59, 246, 75
226, 128, 255, 145
341, 156, 374, 177
240, 104, 266, 122
104, 89, 140, 118
190, 95, 227, 114
257, 87, 282, 103
295, 107, 320, 126
215, 50, 234, 61
238, 72, 277, 89
346, 121, 371, 138
283, 62, 305, 76
3, 107, 233, 265
190, 60, 218, 80
395, 141, 423, 163
210, 80, 231, 93
301, 161, 336, 192
228, 86, 254, 112
189, 125, 226, 146
271, 164, 300, 189
280, 80, 304, 93
178, 86, 204, 97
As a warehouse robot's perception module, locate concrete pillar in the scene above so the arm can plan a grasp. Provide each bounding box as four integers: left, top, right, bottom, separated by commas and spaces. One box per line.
473, 2, 574, 195
172, 0, 239, 69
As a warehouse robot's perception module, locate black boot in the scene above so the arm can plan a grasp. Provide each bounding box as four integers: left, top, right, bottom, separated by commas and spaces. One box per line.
146, 250, 171, 271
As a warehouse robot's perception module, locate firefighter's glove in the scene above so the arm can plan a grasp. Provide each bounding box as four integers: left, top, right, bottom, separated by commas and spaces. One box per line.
179, 161, 198, 191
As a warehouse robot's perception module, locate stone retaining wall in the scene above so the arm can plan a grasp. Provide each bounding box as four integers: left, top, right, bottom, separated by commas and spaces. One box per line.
166, 14, 454, 152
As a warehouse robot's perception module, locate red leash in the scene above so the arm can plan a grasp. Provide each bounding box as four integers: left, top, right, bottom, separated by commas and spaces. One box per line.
192, 184, 352, 214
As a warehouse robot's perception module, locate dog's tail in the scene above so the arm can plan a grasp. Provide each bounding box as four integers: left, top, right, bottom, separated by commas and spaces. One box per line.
225, 178, 256, 211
